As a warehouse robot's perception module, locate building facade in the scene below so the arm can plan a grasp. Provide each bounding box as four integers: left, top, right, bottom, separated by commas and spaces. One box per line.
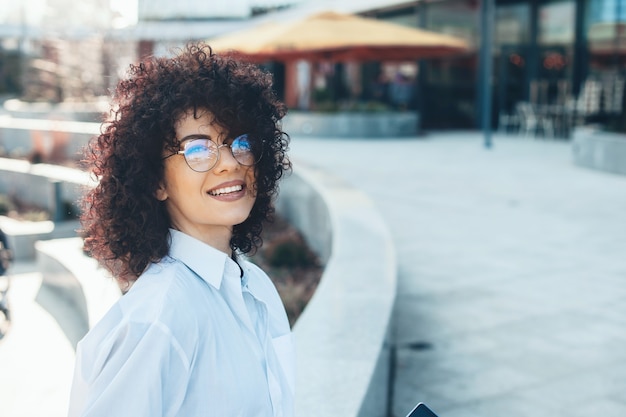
363, 0, 626, 132
2, 0, 624, 135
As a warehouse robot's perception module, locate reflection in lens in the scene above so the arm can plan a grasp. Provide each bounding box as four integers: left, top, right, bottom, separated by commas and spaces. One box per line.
184, 139, 216, 171
232, 134, 258, 166
179, 136, 260, 172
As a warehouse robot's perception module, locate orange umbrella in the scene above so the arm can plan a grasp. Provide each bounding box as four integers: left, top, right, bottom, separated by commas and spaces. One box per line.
209, 11, 469, 62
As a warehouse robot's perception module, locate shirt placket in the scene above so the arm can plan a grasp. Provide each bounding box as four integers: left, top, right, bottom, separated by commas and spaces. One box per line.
243, 286, 284, 417
220, 270, 265, 366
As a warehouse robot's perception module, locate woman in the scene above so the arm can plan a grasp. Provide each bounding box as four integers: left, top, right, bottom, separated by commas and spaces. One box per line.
68, 44, 294, 417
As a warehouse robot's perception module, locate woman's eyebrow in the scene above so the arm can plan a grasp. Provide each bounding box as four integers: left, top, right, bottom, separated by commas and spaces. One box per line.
179, 134, 213, 143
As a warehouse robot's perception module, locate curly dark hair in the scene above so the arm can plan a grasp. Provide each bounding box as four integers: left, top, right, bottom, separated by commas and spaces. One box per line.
81, 43, 290, 282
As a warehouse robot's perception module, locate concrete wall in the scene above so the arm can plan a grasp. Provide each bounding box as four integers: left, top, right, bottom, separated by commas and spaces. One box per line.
0, 157, 93, 260
283, 111, 419, 138
0, 116, 97, 161
0, 99, 102, 161
0, 216, 80, 261
572, 127, 626, 176
0, 157, 93, 216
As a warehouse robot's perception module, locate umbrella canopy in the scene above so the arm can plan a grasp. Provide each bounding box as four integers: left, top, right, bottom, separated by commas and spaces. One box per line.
209, 11, 469, 62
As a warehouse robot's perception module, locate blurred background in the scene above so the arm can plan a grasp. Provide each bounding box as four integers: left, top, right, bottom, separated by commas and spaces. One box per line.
0, 0, 624, 135
1, 1, 626, 417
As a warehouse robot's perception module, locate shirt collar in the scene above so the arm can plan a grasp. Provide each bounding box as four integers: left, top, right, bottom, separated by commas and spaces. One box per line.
167, 229, 241, 290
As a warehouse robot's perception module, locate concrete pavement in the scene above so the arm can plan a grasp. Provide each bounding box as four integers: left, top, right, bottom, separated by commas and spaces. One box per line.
0, 261, 74, 417
289, 132, 626, 417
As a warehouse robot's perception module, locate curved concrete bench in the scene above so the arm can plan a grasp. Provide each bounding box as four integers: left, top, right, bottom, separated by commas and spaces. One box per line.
0, 157, 93, 215
0, 157, 91, 260
35, 238, 121, 349
281, 161, 397, 417
1, 152, 397, 417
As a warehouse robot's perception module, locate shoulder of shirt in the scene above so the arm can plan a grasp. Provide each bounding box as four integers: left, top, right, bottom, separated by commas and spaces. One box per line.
110, 257, 208, 326
78, 257, 209, 359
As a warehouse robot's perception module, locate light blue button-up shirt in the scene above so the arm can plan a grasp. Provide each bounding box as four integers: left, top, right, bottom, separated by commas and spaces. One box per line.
68, 230, 295, 417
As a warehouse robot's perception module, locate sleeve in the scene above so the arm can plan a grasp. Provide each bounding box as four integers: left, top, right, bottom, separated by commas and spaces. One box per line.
68, 320, 191, 417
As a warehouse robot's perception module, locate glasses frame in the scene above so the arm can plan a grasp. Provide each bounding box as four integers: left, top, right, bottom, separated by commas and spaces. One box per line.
162, 134, 262, 173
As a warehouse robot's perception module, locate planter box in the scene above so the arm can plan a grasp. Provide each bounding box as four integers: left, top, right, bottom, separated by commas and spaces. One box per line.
572, 127, 626, 176
283, 111, 419, 138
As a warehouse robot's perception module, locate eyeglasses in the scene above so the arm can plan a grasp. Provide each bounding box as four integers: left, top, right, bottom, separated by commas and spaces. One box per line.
163, 134, 262, 172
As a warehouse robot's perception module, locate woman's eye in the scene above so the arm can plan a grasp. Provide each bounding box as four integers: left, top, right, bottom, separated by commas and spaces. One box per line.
187, 145, 206, 154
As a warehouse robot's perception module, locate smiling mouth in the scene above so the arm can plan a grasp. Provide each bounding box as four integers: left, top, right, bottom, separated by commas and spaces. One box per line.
208, 184, 244, 196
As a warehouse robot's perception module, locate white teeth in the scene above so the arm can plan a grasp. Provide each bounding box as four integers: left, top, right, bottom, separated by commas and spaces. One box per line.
209, 185, 243, 196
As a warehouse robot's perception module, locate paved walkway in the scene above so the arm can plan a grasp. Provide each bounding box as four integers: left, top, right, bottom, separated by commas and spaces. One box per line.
0, 261, 74, 417
289, 132, 626, 417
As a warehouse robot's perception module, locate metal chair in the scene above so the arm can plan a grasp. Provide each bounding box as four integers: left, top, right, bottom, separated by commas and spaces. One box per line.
516, 101, 554, 138
498, 110, 520, 133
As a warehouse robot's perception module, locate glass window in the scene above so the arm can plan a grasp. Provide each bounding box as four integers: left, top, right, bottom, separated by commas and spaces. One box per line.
586, 0, 626, 72
587, 0, 626, 26
496, 4, 530, 47
383, 14, 418, 29
586, 0, 626, 52
426, 1, 478, 48
538, 1, 576, 45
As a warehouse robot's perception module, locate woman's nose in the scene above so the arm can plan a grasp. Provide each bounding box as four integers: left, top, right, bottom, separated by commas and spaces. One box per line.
213, 144, 239, 172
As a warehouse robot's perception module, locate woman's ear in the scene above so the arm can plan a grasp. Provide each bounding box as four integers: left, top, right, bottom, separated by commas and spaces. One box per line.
155, 183, 168, 201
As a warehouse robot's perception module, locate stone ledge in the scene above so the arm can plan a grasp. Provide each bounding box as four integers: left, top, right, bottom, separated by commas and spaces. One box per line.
0, 116, 98, 161
0, 216, 80, 261
0, 157, 93, 221
0, 157, 91, 260
284, 161, 397, 417
283, 111, 419, 138
35, 238, 121, 349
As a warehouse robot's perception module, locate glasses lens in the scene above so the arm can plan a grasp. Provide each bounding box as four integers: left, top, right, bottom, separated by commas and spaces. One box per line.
231, 134, 260, 166
183, 139, 218, 172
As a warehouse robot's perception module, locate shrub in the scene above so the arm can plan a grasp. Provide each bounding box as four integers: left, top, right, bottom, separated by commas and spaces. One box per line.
266, 234, 316, 268
0, 195, 15, 216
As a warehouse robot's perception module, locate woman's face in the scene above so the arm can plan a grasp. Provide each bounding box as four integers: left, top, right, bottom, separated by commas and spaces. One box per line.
156, 110, 257, 253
